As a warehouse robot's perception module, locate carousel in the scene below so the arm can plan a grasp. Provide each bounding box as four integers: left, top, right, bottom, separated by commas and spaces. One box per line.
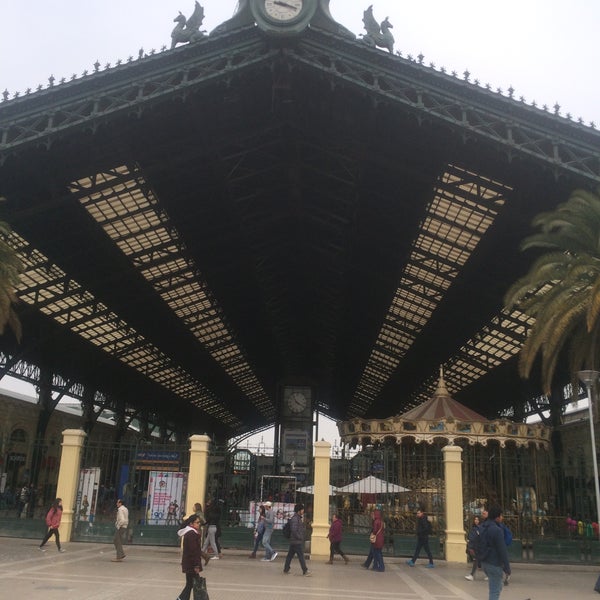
337, 370, 553, 533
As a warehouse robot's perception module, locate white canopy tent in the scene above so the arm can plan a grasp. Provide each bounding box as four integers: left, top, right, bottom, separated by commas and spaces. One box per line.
336, 475, 409, 494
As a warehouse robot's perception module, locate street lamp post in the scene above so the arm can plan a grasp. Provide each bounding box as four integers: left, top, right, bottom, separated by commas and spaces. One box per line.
578, 370, 600, 536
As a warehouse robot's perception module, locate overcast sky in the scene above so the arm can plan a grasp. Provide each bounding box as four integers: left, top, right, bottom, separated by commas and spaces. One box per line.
1, 1, 599, 125
1, 0, 598, 448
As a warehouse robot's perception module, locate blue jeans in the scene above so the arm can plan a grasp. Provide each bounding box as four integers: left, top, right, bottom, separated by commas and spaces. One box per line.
262, 527, 274, 559
252, 531, 264, 554
372, 547, 384, 571
482, 562, 504, 600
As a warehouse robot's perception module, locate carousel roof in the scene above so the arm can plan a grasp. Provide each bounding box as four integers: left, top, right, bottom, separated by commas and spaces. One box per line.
400, 370, 488, 423
338, 369, 551, 449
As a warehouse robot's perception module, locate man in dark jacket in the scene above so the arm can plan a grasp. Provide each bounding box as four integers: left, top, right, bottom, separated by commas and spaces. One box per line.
479, 505, 511, 600
283, 503, 311, 576
406, 509, 434, 568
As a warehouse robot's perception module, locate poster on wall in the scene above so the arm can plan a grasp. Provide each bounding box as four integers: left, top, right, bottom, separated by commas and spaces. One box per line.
246, 501, 296, 529
75, 467, 100, 523
146, 471, 187, 525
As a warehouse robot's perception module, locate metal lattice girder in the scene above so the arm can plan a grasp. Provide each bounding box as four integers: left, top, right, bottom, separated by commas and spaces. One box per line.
411, 308, 534, 406
2, 27, 598, 179
291, 31, 600, 183
0, 31, 277, 160
9, 230, 242, 427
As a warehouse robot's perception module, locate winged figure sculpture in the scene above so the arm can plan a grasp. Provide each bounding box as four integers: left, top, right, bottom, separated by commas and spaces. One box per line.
171, 2, 206, 49
361, 5, 394, 54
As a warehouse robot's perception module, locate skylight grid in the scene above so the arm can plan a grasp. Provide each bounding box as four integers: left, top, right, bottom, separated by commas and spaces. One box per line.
75, 165, 274, 419
10, 230, 239, 427
405, 262, 452, 290
411, 308, 534, 406
349, 165, 510, 416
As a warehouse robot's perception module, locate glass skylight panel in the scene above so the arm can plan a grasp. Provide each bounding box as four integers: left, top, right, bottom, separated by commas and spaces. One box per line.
9, 229, 238, 426
74, 164, 273, 420
349, 165, 510, 416
412, 308, 535, 405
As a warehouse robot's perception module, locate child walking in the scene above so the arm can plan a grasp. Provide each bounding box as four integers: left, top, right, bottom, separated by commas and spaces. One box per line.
39, 498, 65, 552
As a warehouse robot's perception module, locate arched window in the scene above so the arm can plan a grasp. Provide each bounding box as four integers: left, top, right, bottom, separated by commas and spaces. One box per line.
9, 428, 27, 443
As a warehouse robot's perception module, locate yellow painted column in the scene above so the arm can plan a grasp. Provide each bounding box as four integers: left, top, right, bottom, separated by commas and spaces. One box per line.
185, 434, 211, 516
56, 429, 87, 543
311, 440, 331, 558
443, 444, 467, 563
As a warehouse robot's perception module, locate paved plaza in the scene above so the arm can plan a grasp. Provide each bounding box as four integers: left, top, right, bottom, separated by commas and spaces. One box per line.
0, 536, 598, 599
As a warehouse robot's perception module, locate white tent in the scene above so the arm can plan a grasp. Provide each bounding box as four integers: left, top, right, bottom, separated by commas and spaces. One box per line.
336, 475, 409, 494
297, 484, 338, 495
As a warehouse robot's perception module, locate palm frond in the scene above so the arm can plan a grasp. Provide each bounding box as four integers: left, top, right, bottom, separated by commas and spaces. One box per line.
507, 188, 600, 388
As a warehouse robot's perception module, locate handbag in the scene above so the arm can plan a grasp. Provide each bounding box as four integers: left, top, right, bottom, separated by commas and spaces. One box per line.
193, 575, 209, 600
369, 533, 376, 544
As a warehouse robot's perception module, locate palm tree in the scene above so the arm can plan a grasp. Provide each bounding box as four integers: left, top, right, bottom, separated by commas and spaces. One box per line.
0, 197, 22, 341
504, 188, 600, 394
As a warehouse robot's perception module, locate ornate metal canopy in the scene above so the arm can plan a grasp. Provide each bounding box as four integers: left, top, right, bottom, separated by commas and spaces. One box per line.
0, 5, 599, 440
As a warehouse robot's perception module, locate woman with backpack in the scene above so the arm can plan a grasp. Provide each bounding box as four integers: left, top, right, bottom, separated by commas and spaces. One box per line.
465, 515, 482, 580
39, 498, 65, 552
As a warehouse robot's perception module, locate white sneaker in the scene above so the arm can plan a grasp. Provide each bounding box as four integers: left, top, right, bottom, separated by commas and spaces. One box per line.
465, 574, 474, 581
38, 547, 46, 552
261, 558, 270, 561
484, 576, 489, 581
270, 552, 278, 561
210, 556, 219, 560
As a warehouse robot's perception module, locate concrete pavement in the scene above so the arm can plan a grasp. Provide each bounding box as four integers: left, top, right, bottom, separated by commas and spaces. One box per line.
0, 536, 598, 599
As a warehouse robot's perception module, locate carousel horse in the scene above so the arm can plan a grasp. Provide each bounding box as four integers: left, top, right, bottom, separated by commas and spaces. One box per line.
171, 1, 206, 49
361, 5, 394, 54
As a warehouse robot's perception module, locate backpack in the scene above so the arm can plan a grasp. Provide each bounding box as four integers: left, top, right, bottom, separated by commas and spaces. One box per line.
502, 524, 512, 546
426, 518, 433, 535
282, 518, 291, 539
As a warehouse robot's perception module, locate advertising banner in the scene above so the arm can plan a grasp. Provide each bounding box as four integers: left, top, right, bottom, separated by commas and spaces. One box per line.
146, 471, 187, 525
247, 501, 296, 529
75, 467, 100, 523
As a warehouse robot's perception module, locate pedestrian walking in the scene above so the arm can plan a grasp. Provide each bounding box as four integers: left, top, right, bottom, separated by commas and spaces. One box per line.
112, 498, 128, 562
176, 514, 205, 600
327, 512, 349, 564
261, 501, 277, 561
406, 508, 434, 568
39, 498, 65, 552
201, 499, 222, 559
191, 502, 210, 566
479, 505, 511, 600
361, 509, 383, 570
249, 504, 265, 558
370, 509, 385, 571
465, 515, 481, 580
283, 503, 310, 576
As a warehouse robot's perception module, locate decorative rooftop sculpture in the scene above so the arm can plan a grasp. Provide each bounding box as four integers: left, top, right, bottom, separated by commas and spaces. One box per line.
171, 2, 206, 49
361, 5, 394, 54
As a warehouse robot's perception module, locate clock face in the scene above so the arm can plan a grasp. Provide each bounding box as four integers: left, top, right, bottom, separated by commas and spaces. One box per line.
264, 0, 304, 22
287, 391, 308, 414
